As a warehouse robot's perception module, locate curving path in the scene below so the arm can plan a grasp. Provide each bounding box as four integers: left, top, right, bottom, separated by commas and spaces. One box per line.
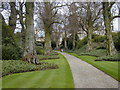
60, 52, 118, 88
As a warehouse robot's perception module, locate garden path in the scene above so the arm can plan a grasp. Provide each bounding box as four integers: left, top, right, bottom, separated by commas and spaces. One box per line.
60, 52, 118, 88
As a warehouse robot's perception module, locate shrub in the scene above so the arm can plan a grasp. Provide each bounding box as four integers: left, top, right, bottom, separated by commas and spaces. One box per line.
92, 34, 105, 43
112, 32, 120, 51
2, 45, 22, 60
36, 46, 45, 55
2, 60, 58, 77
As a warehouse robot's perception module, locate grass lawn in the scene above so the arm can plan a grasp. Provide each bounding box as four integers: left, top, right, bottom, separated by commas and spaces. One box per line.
2, 53, 74, 88
68, 53, 119, 81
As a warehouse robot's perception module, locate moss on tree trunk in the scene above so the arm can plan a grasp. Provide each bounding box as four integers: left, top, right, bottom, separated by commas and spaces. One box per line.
23, 2, 39, 64
102, 2, 117, 56
44, 28, 52, 55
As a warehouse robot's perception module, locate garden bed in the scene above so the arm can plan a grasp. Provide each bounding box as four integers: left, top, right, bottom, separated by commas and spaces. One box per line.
2, 60, 58, 77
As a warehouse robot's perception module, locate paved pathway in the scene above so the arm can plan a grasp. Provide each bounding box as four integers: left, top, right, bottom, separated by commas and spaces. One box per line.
60, 52, 118, 88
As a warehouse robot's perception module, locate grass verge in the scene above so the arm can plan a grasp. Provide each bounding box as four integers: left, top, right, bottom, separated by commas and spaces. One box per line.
2, 53, 74, 88
67, 52, 119, 81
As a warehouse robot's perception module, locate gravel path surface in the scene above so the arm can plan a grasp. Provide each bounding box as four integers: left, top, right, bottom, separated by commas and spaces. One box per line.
60, 52, 118, 88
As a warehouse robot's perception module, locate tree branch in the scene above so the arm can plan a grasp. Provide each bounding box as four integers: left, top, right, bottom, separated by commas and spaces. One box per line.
51, 5, 67, 10
111, 15, 120, 21
93, 8, 102, 23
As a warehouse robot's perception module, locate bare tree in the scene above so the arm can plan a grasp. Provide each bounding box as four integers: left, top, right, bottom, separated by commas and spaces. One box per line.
77, 2, 102, 51
37, 2, 66, 54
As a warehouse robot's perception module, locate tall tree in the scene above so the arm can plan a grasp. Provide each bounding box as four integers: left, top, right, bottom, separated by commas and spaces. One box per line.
23, 2, 39, 64
18, 2, 26, 49
77, 2, 102, 51
102, 2, 120, 56
68, 3, 79, 49
38, 2, 65, 54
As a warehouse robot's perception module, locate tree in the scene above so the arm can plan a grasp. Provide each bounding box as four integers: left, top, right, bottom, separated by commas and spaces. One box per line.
9, 2, 17, 33
18, 2, 26, 49
68, 3, 79, 50
77, 2, 102, 51
38, 2, 66, 54
102, 2, 120, 56
23, 2, 39, 64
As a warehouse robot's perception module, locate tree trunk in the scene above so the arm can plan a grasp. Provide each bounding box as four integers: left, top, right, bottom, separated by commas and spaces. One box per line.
102, 2, 117, 56
86, 3, 93, 52
44, 27, 52, 55
87, 25, 92, 52
56, 42, 59, 49
19, 3, 26, 50
72, 31, 76, 50
23, 2, 39, 64
64, 30, 68, 49
9, 2, 17, 33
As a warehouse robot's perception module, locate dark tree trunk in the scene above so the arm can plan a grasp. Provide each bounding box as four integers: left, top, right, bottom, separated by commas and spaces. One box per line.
64, 30, 68, 49
19, 3, 26, 50
9, 2, 17, 33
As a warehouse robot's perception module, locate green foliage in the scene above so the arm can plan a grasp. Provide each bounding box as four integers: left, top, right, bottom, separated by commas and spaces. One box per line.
112, 32, 120, 51
2, 60, 58, 77
2, 25, 23, 60
37, 54, 59, 60
2, 45, 23, 60
92, 34, 105, 43
97, 52, 120, 61
36, 46, 45, 55
79, 49, 107, 57
2, 25, 14, 45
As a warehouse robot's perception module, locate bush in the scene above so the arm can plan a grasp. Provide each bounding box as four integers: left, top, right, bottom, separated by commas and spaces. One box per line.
112, 32, 120, 51
36, 46, 45, 55
2, 45, 23, 60
92, 34, 106, 43
2, 60, 58, 77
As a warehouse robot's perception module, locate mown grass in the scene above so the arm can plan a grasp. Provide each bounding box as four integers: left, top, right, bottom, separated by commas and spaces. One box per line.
67, 52, 119, 81
2, 53, 74, 88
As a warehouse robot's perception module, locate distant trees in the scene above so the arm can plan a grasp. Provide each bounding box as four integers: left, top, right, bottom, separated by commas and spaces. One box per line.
37, 2, 66, 54
68, 3, 79, 50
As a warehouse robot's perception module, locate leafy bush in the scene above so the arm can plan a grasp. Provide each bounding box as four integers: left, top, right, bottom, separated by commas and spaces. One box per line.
36, 46, 45, 55
112, 32, 120, 51
2, 45, 23, 60
78, 49, 107, 57
96, 52, 120, 61
37, 54, 59, 60
92, 34, 105, 43
2, 60, 58, 77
